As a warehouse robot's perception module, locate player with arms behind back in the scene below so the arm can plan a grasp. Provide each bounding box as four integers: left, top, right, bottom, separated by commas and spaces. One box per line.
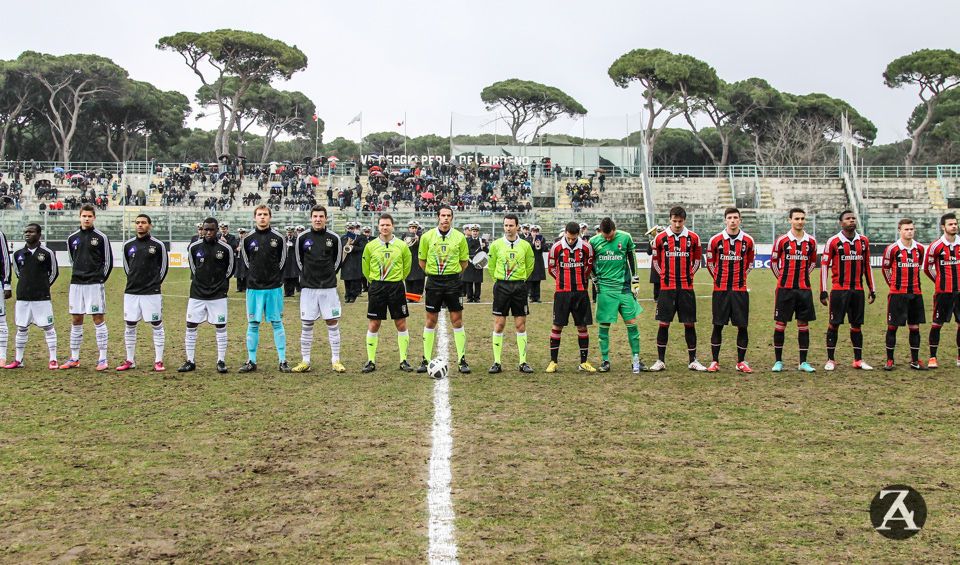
545, 221, 596, 373
770, 208, 819, 372
706, 207, 756, 372
881, 218, 927, 370
7, 224, 58, 369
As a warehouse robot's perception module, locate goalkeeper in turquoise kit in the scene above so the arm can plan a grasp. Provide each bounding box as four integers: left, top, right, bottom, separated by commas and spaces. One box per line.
588, 217, 644, 373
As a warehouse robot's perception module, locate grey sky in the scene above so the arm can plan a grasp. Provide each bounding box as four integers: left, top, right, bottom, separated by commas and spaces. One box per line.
4, 0, 956, 147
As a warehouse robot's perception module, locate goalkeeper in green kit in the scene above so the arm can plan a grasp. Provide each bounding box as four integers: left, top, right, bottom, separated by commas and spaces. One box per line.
588, 217, 645, 373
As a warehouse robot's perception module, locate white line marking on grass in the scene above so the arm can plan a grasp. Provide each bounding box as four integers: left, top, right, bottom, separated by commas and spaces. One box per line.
428, 312, 458, 564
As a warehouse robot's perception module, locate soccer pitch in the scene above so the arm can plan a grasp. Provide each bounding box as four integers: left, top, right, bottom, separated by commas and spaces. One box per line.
1, 267, 958, 563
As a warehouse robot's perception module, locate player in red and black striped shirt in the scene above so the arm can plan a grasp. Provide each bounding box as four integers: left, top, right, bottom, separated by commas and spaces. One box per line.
820, 211, 876, 370
923, 212, 960, 368
706, 208, 755, 373
545, 221, 597, 372
770, 208, 818, 372
881, 218, 927, 370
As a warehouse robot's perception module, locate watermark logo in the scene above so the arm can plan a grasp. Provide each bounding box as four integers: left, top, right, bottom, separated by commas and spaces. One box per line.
870, 484, 926, 540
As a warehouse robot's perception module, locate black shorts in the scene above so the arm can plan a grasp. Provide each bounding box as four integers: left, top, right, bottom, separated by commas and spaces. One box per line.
774, 288, 817, 322
932, 292, 960, 324
367, 281, 410, 320
492, 280, 529, 317
829, 289, 865, 326
553, 290, 593, 326
655, 288, 697, 323
712, 290, 749, 327
424, 274, 464, 313
887, 293, 926, 326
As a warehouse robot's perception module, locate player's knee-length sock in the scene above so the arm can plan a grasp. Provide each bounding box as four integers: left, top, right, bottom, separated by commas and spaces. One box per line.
657, 323, 669, 362
0, 315, 8, 361
423, 327, 435, 360
711, 325, 723, 363
930, 324, 941, 358
95, 322, 108, 360
517, 332, 527, 364
366, 331, 378, 362
327, 322, 341, 363
909, 325, 920, 362
44, 325, 57, 362
798, 323, 810, 363
736, 327, 748, 363
550, 329, 562, 363
826, 325, 839, 361
271, 321, 286, 362
300, 323, 314, 364
577, 329, 589, 363
124, 324, 137, 363
684, 324, 697, 363
850, 326, 863, 361
14, 327, 27, 363
599, 324, 610, 361
626, 323, 640, 356
397, 330, 409, 362
246, 321, 260, 362
185, 326, 198, 362
152, 322, 165, 364
69, 324, 83, 359
773, 322, 786, 362
492, 332, 503, 364
454, 326, 466, 360
886, 326, 897, 361
216, 326, 227, 363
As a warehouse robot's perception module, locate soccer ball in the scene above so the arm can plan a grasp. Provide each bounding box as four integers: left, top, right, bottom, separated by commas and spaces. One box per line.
427, 358, 449, 380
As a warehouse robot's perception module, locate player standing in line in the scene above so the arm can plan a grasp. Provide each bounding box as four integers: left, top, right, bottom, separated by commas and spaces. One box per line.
770, 208, 819, 372
416, 204, 470, 374
649, 206, 704, 372
239, 204, 290, 373
116, 214, 169, 371
0, 228, 11, 367
292, 205, 345, 373
62, 204, 112, 370
487, 214, 535, 373
6, 224, 58, 369
361, 213, 413, 373
545, 221, 597, 373
589, 217, 644, 373
820, 210, 876, 370
705, 207, 756, 372
881, 218, 927, 370
179, 217, 234, 374
924, 212, 960, 368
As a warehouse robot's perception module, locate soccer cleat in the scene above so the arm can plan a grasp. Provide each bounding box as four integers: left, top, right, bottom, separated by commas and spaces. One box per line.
648, 360, 666, 372
458, 356, 471, 374
59, 359, 80, 370
852, 360, 873, 370
884, 359, 895, 371
331, 361, 346, 373
824, 360, 836, 371
238, 360, 257, 373
96, 359, 109, 371
545, 361, 560, 373
797, 362, 816, 373
488, 362, 502, 374
956, 357, 960, 367
736, 361, 754, 373
116, 360, 135, 371
578, 361, 597, 372
636, 358, 648, 372
598, 360, 611, 372
216, 361, 228, 374
928, 357, 938, 368
279, 361, 292, 373
416, 358, 429, 373
154, 361, 166, 372
5, 360, 23, 369
361, 360, 376, 373
48, 360, 58, 370
688, 359, 707, 372
910, 360, 929, 371
398, 360, 414, 372
291, 362, 312, 373
178, 360, 196, 373
771, 361, 784, 372
706, 361, 720, 373
519, 362, 534, 373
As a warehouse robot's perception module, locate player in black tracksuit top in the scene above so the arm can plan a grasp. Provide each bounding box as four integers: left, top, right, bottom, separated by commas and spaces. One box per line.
119, 217, 169, 370
0, 229, 12, 364
64, 206, 113, 368
10, 223, 59, 368
293, 217, 344, 372
238, 208, 288, 373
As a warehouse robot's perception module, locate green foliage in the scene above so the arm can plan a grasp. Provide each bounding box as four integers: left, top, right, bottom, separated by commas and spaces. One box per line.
480, 78, 587, 143
883, 48, 960, 92
789, 92, 877, 145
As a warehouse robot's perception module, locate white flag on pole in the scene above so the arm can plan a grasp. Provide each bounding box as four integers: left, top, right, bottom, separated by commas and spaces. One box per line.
348, 112, 362, 125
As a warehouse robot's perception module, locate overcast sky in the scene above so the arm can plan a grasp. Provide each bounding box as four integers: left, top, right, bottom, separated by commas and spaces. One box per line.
3, 0, 956, 146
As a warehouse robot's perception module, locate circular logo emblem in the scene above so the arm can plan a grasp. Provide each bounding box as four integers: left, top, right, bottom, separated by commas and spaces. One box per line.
870, 484, 926, 540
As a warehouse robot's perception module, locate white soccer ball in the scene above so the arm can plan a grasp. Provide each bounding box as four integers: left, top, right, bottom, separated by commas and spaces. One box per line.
427, 358, 449, 380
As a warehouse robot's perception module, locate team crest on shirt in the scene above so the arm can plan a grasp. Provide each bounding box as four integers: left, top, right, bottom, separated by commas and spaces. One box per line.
618, 243, 623, 250
385, 252, 391, 259
441, 245, 447, 253
148, 246, 157, 254
91, 238, 99, 246
216, 250, 224, 259
325, 239, 332, 247
37, 253, 45, 262
270, 240, 278, 247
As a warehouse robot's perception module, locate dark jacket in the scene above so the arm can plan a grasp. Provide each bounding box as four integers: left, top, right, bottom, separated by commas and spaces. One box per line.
12, 244, 58, 301
121, 235, 168, 295
66, 227, 113, 284
297, 228, 342, 289
187, 238, 234, 300
240, 227, 286, 290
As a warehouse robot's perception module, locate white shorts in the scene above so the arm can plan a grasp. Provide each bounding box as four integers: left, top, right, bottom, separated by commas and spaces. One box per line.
15, 301, 54, 328
123, 294, 163, 323
300, 288, 342, 321
186, 298, 228, 325
69, 284, 107, 315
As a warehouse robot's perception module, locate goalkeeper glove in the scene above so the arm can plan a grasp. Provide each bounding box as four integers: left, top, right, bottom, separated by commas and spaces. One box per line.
631, 276, 641, 300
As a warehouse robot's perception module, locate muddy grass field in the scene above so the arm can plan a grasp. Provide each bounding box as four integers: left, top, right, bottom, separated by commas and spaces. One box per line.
1, 268, 958, 563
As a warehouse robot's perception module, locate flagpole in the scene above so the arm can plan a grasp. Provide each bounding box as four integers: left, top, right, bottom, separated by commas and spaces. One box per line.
314, 116, 319, 160
359, 112, 363, 163
403, 111, 408, 162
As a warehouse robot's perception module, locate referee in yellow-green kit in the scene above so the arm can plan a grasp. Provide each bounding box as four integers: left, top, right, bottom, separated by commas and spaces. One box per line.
416, 204, 471, 374
488, 213, 535, 374
361, 213, 413, 374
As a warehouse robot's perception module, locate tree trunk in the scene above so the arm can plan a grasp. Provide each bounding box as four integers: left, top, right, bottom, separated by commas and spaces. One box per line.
906, 98, 937, 167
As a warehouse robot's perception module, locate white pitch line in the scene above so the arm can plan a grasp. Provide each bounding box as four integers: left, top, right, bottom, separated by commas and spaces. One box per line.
428, 312, 458, 564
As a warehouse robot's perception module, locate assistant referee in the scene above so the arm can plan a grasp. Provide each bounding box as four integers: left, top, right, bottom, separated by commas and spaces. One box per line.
487, 214, 535, 373
361, 213, 413, 373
